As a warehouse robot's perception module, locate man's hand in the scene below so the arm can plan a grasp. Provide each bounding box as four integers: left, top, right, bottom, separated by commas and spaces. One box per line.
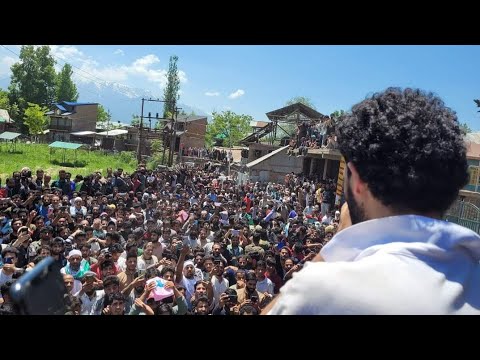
219, 293, 229, 308
135, 298, 146, 309
144, 281, 156, 295
180, 244, 190, 257
102, 305, 111, 315
164, 281, 175, 289
132, 276, 145, 287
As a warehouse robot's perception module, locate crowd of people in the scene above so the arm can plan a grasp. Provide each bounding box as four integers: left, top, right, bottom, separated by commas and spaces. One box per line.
179, 146, 233, 163
2, 87, 478, 315
0, 162, 340, 315
287, 118, 338, 157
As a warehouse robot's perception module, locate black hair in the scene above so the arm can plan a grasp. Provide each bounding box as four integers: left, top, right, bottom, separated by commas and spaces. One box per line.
103, 275, 120, 288
106, 232, 121, 243
245, 272, 257, 282
239, 304, 258, 315
0, 280, 14, 298
53, 237, 65, 245
145, 267, 160, 280
156, 303, 173, 315
2, 246, 19, 258
108, 292, 125, 303
224, 288, 237, 296
256, 260, 266, 269
100, 259, 114, 270
126, 250, 137, 260
336, 87, 468, 215
160, 266, 175, 277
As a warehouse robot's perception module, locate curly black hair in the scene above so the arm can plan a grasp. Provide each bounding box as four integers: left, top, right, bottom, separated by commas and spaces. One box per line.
336, 87, 468, 215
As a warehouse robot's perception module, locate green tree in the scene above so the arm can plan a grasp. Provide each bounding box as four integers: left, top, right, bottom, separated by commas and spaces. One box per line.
163, 55, 180, 118
459, 122, 472, 135
206, 111, 252, 147
150, 139, 163, 153
8, 45, 57, 133
131, 114, 140, 127
56, 63, 79, 102
97, 105, 111, 126
24, 103, 49, 140
285, 96, 316, 109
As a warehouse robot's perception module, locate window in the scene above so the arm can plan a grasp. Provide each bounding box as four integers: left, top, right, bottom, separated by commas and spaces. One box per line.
468, 166, 479, 186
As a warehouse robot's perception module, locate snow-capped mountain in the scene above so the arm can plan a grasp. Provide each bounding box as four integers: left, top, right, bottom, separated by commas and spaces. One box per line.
76, 81, 207, 123
0, 78, 207, 123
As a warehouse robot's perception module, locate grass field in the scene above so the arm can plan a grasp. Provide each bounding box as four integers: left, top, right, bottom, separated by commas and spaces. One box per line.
0, 143, 138, 180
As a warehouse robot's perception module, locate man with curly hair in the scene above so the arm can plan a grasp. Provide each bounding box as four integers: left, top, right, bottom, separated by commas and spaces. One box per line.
264, 87, 480, 315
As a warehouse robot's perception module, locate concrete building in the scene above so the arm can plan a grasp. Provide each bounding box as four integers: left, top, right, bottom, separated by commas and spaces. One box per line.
45, 102, 98, 142
246, 145, 302, 183
165, 115, 207, 152
461, 132, 480, 205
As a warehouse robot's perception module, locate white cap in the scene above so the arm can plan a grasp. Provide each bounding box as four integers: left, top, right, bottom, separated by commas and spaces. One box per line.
68, 249, 82, 258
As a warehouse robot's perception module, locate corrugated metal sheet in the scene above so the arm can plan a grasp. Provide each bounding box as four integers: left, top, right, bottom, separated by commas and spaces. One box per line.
0, 109, 12, 123
96, 129, 128, 137
62, 102, 98, 106
48, 141, 83, 150
0, 131, 21, 140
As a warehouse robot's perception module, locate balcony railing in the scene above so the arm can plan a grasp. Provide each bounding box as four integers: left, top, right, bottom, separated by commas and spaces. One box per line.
49, 125, 72, 132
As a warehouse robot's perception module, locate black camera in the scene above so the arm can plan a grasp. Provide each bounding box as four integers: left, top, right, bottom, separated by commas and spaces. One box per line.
250, 294, 259, 303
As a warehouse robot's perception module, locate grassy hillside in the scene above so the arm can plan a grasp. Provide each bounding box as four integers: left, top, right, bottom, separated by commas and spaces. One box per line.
0, 143, 137, 180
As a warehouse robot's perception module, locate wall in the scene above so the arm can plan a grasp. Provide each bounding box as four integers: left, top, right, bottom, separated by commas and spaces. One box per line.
70, 104, 98, 132
248, 148, 302, 184
181, 119, 207, 149
247, 143, 279, 163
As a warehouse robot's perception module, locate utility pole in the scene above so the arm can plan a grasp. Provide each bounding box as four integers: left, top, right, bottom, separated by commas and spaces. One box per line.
168, 106, 181, 167
137, 97, 176, 165
136, 98, 145, 163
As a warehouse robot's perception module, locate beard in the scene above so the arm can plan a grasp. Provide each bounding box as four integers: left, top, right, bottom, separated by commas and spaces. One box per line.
345, 177, 367, 225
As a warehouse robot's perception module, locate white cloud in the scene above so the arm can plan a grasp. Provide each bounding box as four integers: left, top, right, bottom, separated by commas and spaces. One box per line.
50, 45, 85, 61
0, 56, 16, 76
205, 91, 220, 97
1, 45, 187, 91
178, 70, 188, 83
228, 89, 245, 99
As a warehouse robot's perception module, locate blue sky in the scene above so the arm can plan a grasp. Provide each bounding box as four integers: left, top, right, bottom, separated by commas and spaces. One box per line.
1, 45, 480, 130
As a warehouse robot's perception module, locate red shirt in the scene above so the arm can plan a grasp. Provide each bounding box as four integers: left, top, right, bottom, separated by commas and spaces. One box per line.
244, 196, 252, 213
266, 271, 283, 294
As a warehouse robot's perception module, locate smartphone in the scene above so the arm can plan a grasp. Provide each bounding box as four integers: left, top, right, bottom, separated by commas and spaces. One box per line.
3, 257, 14, 264
9, 256, 67, 315
232, 229, 240, 236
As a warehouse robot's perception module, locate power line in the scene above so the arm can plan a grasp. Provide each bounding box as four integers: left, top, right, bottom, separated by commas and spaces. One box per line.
0, 45, 103, 99
0, 45, 149, 103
